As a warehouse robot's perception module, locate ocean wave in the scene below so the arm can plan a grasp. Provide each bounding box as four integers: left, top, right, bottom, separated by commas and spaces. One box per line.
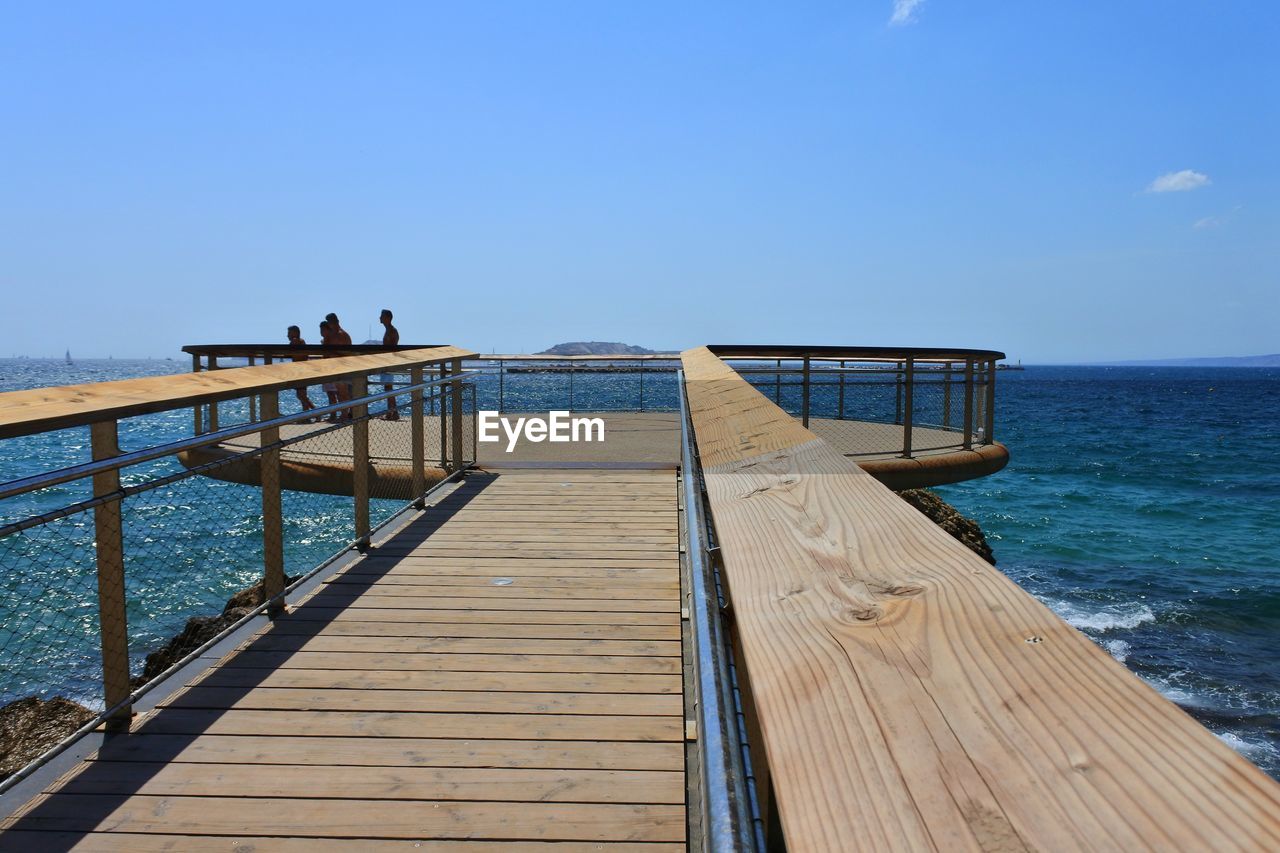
1047, 600, 1156, 633
1103, 639, 1131, 663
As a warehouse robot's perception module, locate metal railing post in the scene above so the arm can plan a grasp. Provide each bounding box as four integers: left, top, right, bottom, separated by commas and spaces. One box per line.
985, 360, 997, 444
838, 360, 846, 420
638, 363, 645, 412
801, 356, 811, 428
774, 359, 781, 404
207, 356, 220, 432
894, 361, 903, 425
90, 420, 131, 730
901, 357, 914, 458
568, 362, 575, 412
410, 366, 426, 506
449, 358, 464, 472
248, 357, 257, 422
352, 374, 370, 550
943, 361, 953, 428
259, 390, 285, 616
191, 354, 204, 434
438, 363, 449, 471
963, 359, 975, 450
498, 359, 505, 413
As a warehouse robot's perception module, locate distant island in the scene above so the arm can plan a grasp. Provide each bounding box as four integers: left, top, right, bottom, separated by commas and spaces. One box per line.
1100, 354, 1280, 368
538, 341, 667, 356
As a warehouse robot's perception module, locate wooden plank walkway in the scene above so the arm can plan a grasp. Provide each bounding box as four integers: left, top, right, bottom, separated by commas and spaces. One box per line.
0, 469, 687, 851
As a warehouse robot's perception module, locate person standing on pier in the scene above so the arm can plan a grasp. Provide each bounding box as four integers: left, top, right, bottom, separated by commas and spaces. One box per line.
318, 320, 340, 422
286, 325, 318, 420
379, 308, 400, 420
325, 312, 354, 416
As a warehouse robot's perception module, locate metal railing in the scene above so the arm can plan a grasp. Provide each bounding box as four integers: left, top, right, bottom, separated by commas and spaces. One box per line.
711, 346, 1004, 458
678, 370, 763, 852
464, 355, 681, 414
0, 355, 475, 788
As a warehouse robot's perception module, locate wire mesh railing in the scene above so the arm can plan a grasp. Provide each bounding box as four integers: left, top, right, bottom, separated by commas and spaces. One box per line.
722, 352, 1000, 458
0, 354, 474, 787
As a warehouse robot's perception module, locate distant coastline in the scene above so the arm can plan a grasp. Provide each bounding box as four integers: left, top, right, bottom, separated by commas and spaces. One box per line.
1091, 354, 1280, 368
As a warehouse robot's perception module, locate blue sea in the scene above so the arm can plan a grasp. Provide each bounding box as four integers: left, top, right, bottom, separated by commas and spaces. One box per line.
0, 359, 1276, 779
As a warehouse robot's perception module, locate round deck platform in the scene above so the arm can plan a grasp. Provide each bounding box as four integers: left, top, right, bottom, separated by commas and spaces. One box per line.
180, 412, 1007, 495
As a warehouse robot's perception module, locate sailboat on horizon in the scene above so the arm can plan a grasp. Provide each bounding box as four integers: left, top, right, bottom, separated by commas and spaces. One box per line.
65, 349, 72, 365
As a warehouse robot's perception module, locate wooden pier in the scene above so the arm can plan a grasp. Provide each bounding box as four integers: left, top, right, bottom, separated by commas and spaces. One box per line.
2, 343, 1279, 850
1, 469, 687, 849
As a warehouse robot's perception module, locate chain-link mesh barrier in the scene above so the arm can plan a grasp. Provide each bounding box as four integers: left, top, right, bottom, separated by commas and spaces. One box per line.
0, 365, 475, 781
737, 360, 996, 458
468, 360, 681, 413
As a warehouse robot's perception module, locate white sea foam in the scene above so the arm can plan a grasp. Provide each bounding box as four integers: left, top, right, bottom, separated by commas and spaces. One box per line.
1047, 600, 1156, 633
1103, 639, 1131, 663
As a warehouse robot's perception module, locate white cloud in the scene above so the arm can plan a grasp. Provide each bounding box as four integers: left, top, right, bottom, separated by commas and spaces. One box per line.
1147, 170, 1211, 193
1192, 217, 1221, 229
890, 0, 925, 27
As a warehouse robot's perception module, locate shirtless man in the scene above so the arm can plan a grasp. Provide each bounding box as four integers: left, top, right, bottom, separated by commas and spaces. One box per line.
379, 308, 400, 420
319, 320, 340, 422
286, 325, 317, 419
324, 313, 354, 415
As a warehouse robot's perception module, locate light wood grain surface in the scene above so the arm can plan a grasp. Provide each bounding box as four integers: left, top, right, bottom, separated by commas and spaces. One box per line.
0, 469, 686, 849
0, 345, 475, 439
681, 344, 1280, 852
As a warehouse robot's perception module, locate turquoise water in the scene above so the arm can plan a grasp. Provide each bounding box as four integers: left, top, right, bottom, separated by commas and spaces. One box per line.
0, 359, 1276, 778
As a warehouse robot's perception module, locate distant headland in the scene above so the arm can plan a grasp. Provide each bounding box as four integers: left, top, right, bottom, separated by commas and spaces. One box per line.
1099, 354, 1280, 367
537, 341, 673, 356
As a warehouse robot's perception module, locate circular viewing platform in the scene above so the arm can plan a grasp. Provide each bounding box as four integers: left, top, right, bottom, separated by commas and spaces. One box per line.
181, 411, 1007, 494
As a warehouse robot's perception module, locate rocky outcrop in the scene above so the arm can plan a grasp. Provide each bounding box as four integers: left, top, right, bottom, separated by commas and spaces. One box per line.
896, 489, 996, 565
134, 575, 299, 685
0, 696, 94, 780
0, 573, 303, 783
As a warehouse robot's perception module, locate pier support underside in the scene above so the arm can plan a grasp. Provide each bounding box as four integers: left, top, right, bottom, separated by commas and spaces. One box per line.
0, 469, 687, 850
181, 412, 1005, 495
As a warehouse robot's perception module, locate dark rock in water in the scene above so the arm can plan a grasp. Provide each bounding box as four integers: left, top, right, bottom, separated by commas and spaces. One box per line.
0, 696, 94, 779
134, 574, 300, 686
897, 489, 995, 565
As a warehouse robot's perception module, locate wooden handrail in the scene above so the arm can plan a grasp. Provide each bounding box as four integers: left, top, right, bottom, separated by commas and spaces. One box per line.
0, 346, 476, 440
681, 345, 1280, 851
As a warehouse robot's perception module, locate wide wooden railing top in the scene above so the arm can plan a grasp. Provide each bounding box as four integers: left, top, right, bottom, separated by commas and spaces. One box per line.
0, 345, 476, 440
681, 345, 1280, 852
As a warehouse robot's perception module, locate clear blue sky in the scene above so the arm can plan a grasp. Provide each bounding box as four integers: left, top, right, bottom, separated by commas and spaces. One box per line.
2, 2, 1276, 361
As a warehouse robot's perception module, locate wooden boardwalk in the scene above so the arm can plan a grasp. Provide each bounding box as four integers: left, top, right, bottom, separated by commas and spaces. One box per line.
1, 469, 687, 851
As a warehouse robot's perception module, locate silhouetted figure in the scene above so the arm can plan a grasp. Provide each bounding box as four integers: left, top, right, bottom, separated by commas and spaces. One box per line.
319, 320, 340, 422
325, 313, 353, 416
286, 325, 317, 420
379, 308, 400, 420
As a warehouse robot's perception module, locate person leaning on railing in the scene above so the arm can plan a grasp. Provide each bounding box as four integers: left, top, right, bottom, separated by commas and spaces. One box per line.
285, 325, 319, 422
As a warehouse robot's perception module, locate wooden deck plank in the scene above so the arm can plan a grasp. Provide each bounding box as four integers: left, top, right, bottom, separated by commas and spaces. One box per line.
92, 734, 685, 771
133, 709, 681, 742
681, 345, 1280, 852
48, 763, 686, 804
274, 606, 680, 625
0, 834, 684, 853
223, 650, 681, 674
293, 593, 679, 613
5, 796, 686, 842
159, 686, 682, 716
0, 469, 686, 850
259, 618, 681, 641
189, 667, 682, 694
241, 634, 680, 657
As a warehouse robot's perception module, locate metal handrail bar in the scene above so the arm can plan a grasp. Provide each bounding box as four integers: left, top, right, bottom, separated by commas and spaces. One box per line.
0, 373, 471, 503
679, 370, 759, 852
710, 344, 1005, 360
